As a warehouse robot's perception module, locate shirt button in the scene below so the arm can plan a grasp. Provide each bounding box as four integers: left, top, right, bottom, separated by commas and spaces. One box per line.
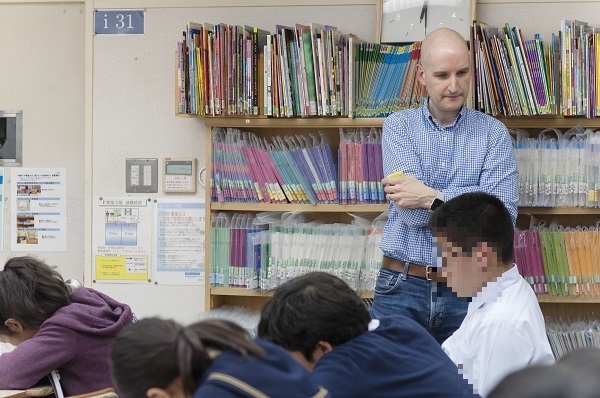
440, 162, 445, 167
443, 137, 448, 142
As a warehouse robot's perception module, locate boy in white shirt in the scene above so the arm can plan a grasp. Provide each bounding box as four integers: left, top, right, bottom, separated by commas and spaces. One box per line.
429, 192, 554, 397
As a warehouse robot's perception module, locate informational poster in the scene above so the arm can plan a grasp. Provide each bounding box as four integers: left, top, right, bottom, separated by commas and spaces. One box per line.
154, 198, 205, 285
93, 197, 152, 282
11, 168, 67, 252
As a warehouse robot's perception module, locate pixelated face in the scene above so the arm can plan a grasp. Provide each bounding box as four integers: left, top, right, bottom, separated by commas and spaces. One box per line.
434, 235, 484, 297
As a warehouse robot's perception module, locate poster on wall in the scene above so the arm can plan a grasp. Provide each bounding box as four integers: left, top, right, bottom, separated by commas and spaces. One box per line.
153, 198, 205, 285
93, 197, 152, 282
11, 168, 67, 252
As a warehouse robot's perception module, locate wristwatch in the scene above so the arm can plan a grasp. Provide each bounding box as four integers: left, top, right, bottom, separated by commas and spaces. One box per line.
429, 191, 445, 211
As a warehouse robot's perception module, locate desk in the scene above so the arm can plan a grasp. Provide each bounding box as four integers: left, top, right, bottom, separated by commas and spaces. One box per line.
0, 386, 53, 398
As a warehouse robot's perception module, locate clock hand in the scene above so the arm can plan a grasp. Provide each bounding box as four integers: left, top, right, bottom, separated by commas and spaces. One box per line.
419, 0, 428, 35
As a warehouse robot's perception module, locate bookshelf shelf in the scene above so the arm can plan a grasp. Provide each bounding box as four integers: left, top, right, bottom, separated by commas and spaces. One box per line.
499, 116, 600, 129
210, 203, 389, 213
211, 287, 374, 299
204, 116, 387, 128
518, 207, 600, 215
537, 296, 600, 304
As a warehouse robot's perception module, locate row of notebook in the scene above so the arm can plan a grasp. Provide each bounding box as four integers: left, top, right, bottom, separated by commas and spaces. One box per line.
513, 127, 600, 208
546, 318, 600, 359
210, 127, 386, 204
208, 216, 600, 297
209, 212, 386, 292
515, 228, 600, 297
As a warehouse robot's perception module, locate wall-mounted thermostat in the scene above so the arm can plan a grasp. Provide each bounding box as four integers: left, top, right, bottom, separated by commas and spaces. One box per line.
163, 158, 196, 193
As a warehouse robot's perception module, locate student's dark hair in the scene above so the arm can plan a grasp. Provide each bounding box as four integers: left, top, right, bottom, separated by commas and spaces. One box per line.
489, 361, 600, 398
110, 317, 265, 398
0, 256, 70, 334
488, 365, 576, 398
557, 347, 600, 373
428, 192, 514, 264
258, 272, 370, 361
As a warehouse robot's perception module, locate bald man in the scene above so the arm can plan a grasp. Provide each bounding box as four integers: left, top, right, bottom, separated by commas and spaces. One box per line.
373, 28, 519, 344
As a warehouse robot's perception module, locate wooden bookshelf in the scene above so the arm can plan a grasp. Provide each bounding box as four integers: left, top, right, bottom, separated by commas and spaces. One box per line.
204, 116, 387, 311
202, 113, 600, 319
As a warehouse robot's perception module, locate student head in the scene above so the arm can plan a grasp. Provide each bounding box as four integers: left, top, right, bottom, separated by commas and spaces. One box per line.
428, 192, 514, 297
0, 256, 70, 346
417, 28, 470, 125
258, 272, 370, 371
488, 365, 580, 398
557, 347, 600, 373
110, 317, 264, 398
489, 353, 600, 398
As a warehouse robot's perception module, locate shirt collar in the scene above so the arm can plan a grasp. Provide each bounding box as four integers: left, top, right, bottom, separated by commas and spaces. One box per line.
467, 265, 521, 314
422, 98, 467, 129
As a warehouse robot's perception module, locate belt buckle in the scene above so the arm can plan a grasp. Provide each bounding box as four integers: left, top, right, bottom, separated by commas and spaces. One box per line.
425, 265, 433, 281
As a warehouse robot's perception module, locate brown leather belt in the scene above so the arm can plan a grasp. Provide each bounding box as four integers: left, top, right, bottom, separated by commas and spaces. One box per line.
382, 256, 445, 283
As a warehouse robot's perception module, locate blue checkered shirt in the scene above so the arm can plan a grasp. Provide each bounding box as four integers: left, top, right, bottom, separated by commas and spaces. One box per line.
380, 102, 519, 266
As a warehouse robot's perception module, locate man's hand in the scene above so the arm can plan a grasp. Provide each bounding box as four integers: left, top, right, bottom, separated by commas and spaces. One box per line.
382, 175, 437, 209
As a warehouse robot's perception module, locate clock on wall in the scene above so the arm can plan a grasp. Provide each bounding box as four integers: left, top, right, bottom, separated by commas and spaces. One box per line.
376, 0, 475, 44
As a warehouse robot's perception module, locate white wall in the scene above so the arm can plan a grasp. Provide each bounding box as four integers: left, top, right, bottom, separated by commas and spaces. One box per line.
0, 3, 85, 278
478, 2, 600, 41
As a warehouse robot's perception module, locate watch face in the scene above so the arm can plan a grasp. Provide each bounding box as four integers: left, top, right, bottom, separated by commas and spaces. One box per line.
430, 198, 444, 211
380, 0, 472, 44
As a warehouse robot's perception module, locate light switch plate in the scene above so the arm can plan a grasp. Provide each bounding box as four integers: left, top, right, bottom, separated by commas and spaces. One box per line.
126, 158, 158, 193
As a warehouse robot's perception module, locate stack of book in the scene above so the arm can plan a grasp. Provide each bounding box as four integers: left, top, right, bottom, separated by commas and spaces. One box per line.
210, 127, 386, 204
177, 23, 268, 116
471, 20, 600, 118
471, 22, 560, 116
176, 21, 426, 118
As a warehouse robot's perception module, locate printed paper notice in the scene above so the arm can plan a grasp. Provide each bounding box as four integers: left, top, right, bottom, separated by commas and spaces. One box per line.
154, 198, 205, 285
93, 197, 152, 282
11, 168, 67, 251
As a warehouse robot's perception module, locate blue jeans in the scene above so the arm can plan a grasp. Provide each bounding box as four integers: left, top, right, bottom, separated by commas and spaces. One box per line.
371, 267, 469, 345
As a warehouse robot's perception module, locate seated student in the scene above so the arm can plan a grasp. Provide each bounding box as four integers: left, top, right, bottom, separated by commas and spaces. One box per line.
429, 192, 555, 397
258, 272, 477, 397
110, 317, 329, 398
0, 256, 133, 395
489, 349, 600, 398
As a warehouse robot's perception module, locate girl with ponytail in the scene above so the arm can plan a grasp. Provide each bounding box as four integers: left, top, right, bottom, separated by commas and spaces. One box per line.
110, 317, 329, 398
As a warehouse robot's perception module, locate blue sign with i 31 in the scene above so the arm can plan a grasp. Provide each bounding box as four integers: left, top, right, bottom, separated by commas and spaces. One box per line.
94, 10, 144, 35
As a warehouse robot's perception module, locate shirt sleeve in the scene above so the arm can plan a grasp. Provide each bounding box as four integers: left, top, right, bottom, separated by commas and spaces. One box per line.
441, 121, 519, 225
465, 322, 535, 397
312, 353, 358, 397
0, 325, 77, 389
382, 113, 432, 228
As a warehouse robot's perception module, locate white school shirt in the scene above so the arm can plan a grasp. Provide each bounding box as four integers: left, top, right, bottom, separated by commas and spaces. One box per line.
442, 265, 555, 397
